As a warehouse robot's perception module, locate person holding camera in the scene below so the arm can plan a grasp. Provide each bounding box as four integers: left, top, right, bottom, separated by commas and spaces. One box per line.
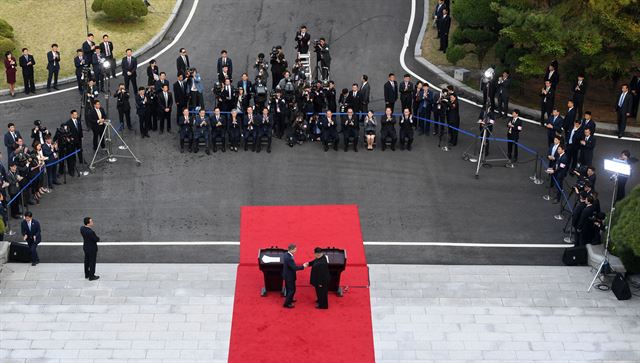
31, 121, 50, 148
42, 135, 60, 188
548, 144, 568, 204
295, 25, 311, 54
270, 46, 287, 90
186, 68, 204, 110
115, 83, 132, 131
314, 38, 331, 81
135, 87, 150, 138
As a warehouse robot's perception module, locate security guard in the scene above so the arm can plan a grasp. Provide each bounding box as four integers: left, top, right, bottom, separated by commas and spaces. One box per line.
320, 110, 339, 152
243, 106, 258, 151
192, 109, 210, 154
380, 107, 397, 151
341, 108, 359, 152
398, 108, 415, 151
507, 109, 523, 162
210, 107, 227, 153
256, 107, 273, 153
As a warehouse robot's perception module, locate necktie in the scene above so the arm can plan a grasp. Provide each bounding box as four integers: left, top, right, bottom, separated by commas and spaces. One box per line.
164, 92, 168, 105
11, 132, 15, 140
105, 43, 110, 57
128, 57, 131, 65
619, 92, 625, 107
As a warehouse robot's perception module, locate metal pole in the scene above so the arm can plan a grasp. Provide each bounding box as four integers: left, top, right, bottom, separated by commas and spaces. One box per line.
587, 174, 618, 292
84, 0, 90, 35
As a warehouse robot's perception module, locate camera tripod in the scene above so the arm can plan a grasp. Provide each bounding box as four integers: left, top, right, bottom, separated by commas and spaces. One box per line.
462, 108, 512, 178
89, 120, 141, 170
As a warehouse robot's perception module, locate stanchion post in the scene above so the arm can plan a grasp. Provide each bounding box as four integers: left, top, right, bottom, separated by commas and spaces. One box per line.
529, 152, 539, 182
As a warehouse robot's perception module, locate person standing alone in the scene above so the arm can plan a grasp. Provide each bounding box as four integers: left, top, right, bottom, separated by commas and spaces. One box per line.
81, 217, 100, 281
21, 211, 41, 266
308, 247, 331, 309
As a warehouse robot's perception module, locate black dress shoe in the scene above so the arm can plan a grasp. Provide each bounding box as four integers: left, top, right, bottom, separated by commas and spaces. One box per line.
32, 262, 37, 266
88, 275, 100, 281
283, 304, 294, 309
267, 147, 271, 153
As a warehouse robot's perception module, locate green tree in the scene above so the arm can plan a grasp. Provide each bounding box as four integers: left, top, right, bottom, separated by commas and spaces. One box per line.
610, 185, 640, 273
92, 0, 149, 22
491, 0, 640, 81
449, 0, 501, 67
0, 18, 17, 56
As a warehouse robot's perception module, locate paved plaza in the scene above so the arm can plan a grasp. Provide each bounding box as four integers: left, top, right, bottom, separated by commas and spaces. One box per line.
1, 263, 639, 362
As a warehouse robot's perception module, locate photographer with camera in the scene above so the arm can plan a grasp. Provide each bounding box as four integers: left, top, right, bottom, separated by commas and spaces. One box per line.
295, 25, 311, 54
314, 38, 331, 81
114, 83, 132, 131
270, 90, 288, 139
573, 165, 597, 192
6, 162, 24, 218
31, 120, 51, 148
54, 123, 76, 177
288, 112, 308, 147
185, 68, 204, 110
74, 49, 89, 95
42, 135, 60, 188
270, 46, 287, 90
254, 53, 269, 84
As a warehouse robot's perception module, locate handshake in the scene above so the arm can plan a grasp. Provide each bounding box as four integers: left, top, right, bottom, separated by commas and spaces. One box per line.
303, 262, 309, 268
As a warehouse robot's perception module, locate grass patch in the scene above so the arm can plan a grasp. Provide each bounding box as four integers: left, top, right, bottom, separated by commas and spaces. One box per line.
1, 0, 176, 90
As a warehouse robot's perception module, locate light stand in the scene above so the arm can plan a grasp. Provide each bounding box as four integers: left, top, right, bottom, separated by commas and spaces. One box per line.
587, 159, 631, 292
88, 119, 142, 170
461, 105, 511, 179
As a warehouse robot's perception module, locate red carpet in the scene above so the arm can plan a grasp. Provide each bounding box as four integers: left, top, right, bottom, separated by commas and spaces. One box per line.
228, 205, 375, 363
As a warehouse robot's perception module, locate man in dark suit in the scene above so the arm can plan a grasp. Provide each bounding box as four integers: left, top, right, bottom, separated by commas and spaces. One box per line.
565, 119, 582, 172
176, 48, 190, 76
217, 50, 233, 81
66, 110, 84, 165
173, 73, 188, 121
539, 80, 554, 125
121, 49, 138, 92
399, 74, 415, 112
4, 123, 21, 164
19, 48, 36, 94
433, 0, 446, 37
21, 211, 41, 266
496, 71, 511, 118
99, 34, 116, 78
507, 109, 523, 162
447, 93, 460, 146
157, 84, 173, 134
549, 144, 569, 203
81, 217, 100, 281
579, 128, 596, 167
544, 108, 563, 147
282, 244, 306, 308
82, 33, 96, 65
46, 44, 61, 91
615, 84, 632, 138
74, 49, 87, 95
360, 75, 370, 120
345, 84, 362, 115
154, 72, 170, 92
563, 100, 577, 134
135, 87, 150, 138
308, 247, 330, 309
580, 111, 596, 135
616, 150, 631, 202
295, 25, 311, 54
438, 8, 451, 52
571, 74, 587, 118
92, 48, 106, 92
87, 100, 107, 150
384, 73, 398, 113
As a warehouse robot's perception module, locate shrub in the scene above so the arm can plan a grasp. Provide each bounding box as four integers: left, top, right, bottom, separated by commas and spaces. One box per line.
446, 45, 466, 65
609, 185, 640, 273
92, 0, 149, 21
0, 36, 16, 56
0, 18, 14, 39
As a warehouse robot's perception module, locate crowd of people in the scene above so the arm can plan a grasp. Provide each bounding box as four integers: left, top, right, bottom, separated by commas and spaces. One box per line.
1, 22, 636, 253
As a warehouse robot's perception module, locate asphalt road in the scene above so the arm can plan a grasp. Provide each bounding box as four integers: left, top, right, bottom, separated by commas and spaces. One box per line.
1, 0, 637, 265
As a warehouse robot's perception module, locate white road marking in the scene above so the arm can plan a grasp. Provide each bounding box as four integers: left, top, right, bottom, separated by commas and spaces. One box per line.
0, 0, 200, 105
401, 0, 639, 142
36, 241, 568, 248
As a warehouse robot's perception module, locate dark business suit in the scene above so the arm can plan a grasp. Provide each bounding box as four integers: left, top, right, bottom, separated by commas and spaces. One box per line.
571, 79, 587, 118
21, 219, 41, 264
66, 117, 84, 166
217, 57, 233, 80
19, 54, 36, 93
384, 80, 398, 112
46, 50, 60, 90
74, 56, 87, 94
309, 256, 330, 309
176, 55, 190, 76
615, 91, 632, 137
360, 82, 370, 118
173, 80, 188, 120
438, 14, 451, 52
544, 115, 563, 146
579, 134, 596, 167
81, 225, 100, 278
4, 130, 21, 164
157, 91, 173, 132
553, 152, 569, 202
630, 75, 640, 118
282, 252, 304, 307
563, 107, 576, 133
540, 86, 554, 123
87, 107, 107, 150
82, 40, 95, 64
496, 77, 510, 116
121, 56, 138, 92
99, 41, 116, 77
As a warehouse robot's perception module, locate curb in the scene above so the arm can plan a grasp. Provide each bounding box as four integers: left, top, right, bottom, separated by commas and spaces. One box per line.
414, 0, 640, 137
0, 0, 183, 97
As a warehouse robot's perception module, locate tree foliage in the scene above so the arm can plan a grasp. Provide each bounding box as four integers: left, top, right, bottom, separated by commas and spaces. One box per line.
92, 0, 149, 22
610, 185, 640, 273
0, 18, 17, 56
491, 0, 640, 80
450, 0, 500, 66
